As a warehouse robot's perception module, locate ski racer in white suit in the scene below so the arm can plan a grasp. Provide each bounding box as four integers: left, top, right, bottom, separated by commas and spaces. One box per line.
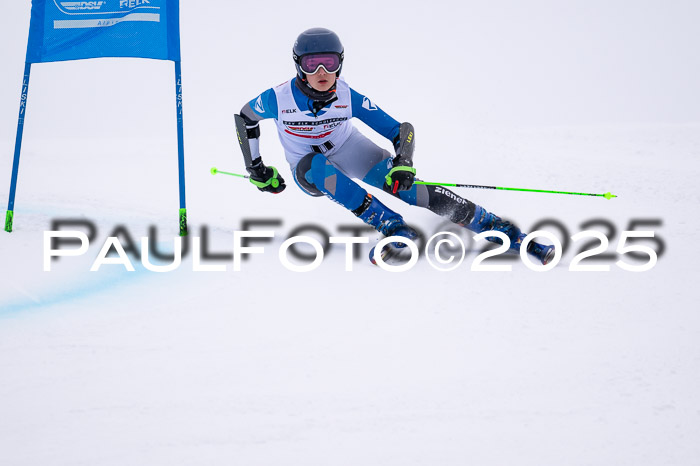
235, 27, 555, 265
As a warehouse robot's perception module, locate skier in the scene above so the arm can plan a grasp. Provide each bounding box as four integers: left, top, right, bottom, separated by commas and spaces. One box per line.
234, 27, 555, 265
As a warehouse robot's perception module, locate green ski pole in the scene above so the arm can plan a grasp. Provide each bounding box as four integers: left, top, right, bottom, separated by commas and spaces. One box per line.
211, 166, 282, 190
212, 168, 617, 200
414, 181, 617, 200
210, 167, 249, 179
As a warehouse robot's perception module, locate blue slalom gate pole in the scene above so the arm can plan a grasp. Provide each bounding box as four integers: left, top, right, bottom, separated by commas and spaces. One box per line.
5, 62, 32, 233
175, 60, 188, 236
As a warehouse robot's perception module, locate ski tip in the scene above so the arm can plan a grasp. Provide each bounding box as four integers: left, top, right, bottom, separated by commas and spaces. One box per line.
603, 192, 617, 200
210, 167, 218, 175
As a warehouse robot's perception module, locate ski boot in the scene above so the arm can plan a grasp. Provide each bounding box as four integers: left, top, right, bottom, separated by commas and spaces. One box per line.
369, 223, 419, 266
469, 205, 556, 265
353, 194, 418, 265
525, 240, 556, 265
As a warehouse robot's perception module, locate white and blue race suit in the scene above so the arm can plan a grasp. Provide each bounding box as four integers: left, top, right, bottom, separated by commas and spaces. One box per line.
245, 77, 399, 168
237, 77, 553, 263
239, 77, 478, 228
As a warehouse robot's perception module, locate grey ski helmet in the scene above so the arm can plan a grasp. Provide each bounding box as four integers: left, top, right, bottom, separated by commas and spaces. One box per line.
293, 28, 344, 80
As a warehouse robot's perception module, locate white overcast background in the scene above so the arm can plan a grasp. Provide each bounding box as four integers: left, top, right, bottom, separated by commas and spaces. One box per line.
1, 1, 700, 465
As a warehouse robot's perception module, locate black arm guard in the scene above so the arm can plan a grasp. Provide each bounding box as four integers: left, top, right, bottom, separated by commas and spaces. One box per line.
235, 105, 264, 168
239, 104, 262, 139
234, 114, 255, 167
392, 122, 415, 166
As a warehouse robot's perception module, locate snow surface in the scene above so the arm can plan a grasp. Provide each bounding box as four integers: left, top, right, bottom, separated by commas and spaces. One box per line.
2, 1, 700, 465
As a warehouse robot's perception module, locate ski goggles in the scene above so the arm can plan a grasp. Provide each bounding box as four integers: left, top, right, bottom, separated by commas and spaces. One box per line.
298, 53, 342, 75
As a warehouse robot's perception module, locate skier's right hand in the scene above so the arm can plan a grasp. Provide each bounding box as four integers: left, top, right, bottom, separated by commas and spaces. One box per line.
246, 160, 286, 194
384, 157, 416, 194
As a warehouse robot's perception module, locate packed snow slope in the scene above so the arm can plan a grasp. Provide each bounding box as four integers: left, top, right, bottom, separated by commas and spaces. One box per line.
1, 1, 699, 465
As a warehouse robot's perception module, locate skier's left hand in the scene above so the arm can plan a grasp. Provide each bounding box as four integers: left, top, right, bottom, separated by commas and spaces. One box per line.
384, 159, 416, 194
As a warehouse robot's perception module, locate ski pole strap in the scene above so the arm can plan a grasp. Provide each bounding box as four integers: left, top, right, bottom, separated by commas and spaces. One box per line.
385, 166, 417, 185
249, 166, 280, 189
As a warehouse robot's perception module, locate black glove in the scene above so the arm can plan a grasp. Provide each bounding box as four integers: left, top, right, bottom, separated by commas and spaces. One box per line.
383, 157, 416, 194
246, 160, 286, 194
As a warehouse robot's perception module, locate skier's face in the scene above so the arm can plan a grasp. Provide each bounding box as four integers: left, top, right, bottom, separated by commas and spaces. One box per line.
305, 67, 336, 92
